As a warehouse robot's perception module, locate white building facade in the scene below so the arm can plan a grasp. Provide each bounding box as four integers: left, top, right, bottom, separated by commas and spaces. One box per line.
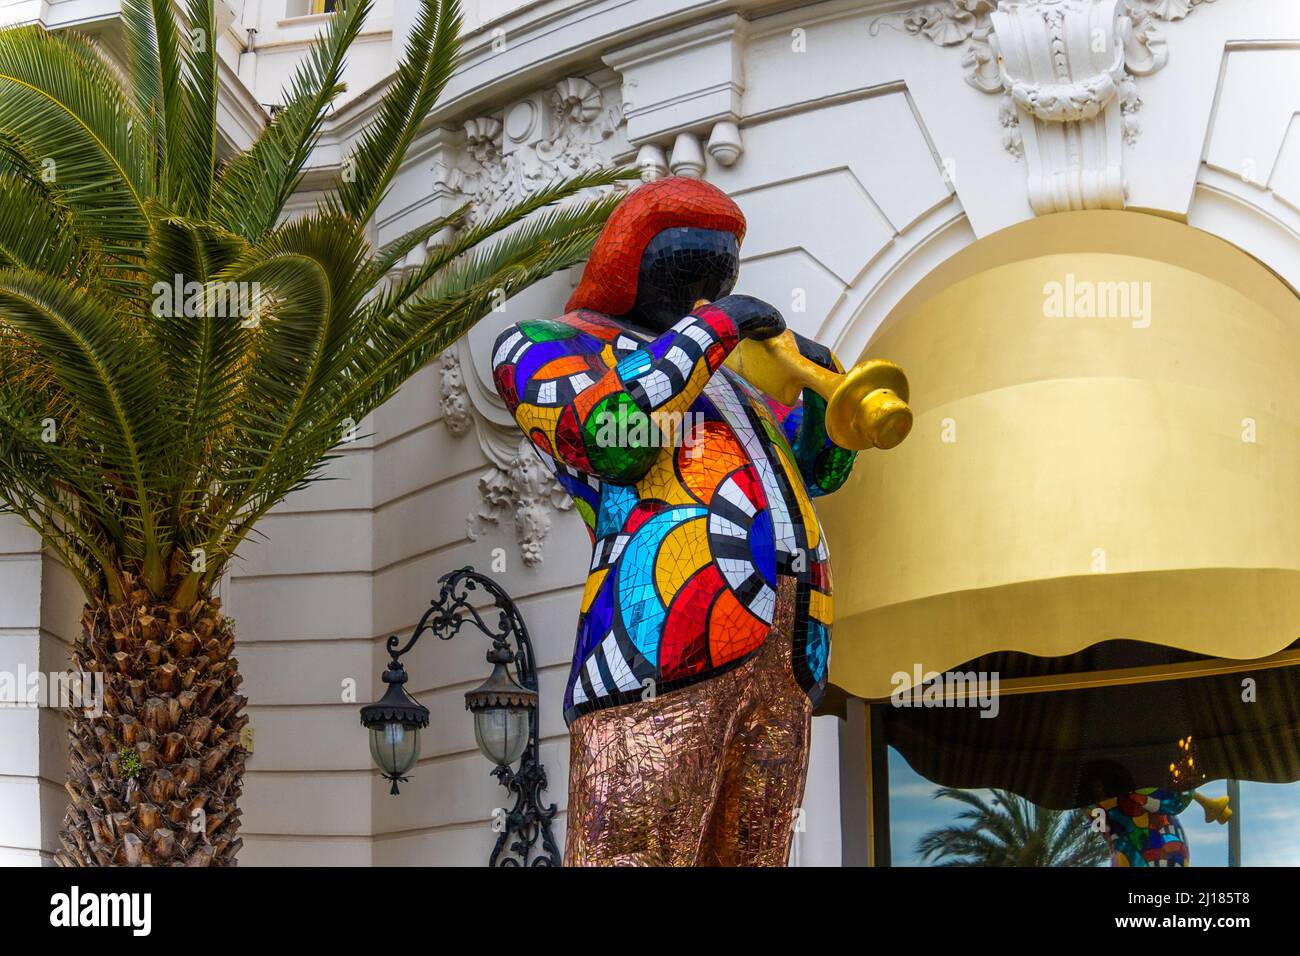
3, 0, 1300, 865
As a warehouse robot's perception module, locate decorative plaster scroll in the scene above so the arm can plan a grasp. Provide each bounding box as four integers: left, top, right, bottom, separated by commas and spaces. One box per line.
466, 436, 575, 569
439, 349, 472, 436
875, 0, 1217, 213
994, 0, 1131, 213
459, 77, 624, 225
440, 341, 574, 567
889, 0, 997, 49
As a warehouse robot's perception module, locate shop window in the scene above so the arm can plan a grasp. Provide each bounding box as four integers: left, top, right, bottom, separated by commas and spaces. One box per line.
866, 646, 1300, 866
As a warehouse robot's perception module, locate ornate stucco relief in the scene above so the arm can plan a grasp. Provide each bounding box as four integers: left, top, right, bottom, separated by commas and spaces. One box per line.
439, 344, 577, 568
439, 349, 473, 437
465, 434, 575, 568
424, 75, 625, 566
875, 0, 1217, 213
458, 76, 625, 224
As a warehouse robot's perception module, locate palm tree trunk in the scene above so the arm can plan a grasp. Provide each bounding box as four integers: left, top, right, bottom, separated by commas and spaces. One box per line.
55, 578, 247, 866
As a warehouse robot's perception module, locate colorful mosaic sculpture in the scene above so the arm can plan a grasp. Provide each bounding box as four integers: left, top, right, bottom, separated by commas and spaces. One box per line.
491, 178, 883, 865
1092, 789, 1195, 867
1085, 740, 1231, 867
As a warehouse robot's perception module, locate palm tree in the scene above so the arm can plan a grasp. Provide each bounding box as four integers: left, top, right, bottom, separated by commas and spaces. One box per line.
0, 0, 626, 866
916, 788, 1110, 867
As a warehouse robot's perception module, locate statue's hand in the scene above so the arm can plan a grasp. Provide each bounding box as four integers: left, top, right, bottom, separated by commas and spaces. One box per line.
712, 294, 786, 341
791, 331, 837, 373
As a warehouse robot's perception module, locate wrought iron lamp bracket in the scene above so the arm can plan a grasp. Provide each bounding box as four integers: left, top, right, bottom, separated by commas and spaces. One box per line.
385, 566, 560, 867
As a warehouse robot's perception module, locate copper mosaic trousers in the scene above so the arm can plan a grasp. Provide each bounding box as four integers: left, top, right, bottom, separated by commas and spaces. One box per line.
564, 577, 812, 866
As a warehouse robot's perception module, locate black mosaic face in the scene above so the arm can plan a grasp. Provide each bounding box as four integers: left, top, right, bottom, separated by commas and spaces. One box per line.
626, 227, 740, 333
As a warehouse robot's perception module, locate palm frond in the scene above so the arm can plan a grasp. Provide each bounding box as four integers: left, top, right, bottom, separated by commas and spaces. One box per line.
120, 0, 184, 195
338, 192, 621, 418
328, 0, 462, 225
175, 0, 221, 213
366, 203, 470, 279
366, 168, 634, 314
202, 212, 371, 544
0, 172, 83, 275
0, 270, 173, 586
142, 211, 249, 512
211, 0, 371, 240
916, 787, 1109, 867
0, 26, 151, 258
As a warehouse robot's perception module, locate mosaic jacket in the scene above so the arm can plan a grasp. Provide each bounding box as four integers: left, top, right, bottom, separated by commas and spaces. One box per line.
1092, 789, 1193, 867
493, 304, 857, 724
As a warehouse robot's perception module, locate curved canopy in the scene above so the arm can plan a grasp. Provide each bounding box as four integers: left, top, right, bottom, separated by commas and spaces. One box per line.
824, 211, 1300, 701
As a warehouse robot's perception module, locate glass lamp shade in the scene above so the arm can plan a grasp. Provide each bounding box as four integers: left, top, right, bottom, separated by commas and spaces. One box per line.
368, 720, 422, 778
465, 655, 538, 767
360, 660, 429, 794
472, 706, 531, 767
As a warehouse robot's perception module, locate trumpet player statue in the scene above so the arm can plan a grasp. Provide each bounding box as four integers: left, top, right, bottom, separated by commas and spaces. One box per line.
491, 177, 911, 865
1082, 747, 1233, 867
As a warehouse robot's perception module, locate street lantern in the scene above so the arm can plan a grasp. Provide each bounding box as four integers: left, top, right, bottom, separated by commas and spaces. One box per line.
359, 567, 560, 866
464, 644, 536, 767
359, 659, 428, 794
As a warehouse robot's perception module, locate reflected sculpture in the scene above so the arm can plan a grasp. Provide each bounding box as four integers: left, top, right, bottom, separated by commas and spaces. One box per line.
1082, 744, 1232, 867
491, 177, 910, 864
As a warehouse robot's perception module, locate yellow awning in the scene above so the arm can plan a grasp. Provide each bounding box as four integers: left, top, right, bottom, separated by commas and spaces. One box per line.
824, 211, 1300, 700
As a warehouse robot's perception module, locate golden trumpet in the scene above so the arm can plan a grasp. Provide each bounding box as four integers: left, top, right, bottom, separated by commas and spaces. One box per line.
723, 330, 913, 451
1192, 791, 1233, 825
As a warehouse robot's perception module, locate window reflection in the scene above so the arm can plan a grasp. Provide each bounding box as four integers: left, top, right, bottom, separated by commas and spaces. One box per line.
875, 651, 1300, 867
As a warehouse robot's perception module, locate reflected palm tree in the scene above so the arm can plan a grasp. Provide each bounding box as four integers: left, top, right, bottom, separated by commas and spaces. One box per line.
917, 788, 1109, 867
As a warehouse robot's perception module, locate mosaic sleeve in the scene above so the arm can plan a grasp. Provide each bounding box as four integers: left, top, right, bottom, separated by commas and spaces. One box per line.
491, 306, 739, 485
1157, 790, 1195, 815
772, 333, 858, 497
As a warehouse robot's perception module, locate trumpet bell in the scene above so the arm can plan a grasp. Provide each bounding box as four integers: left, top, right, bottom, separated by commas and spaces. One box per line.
723, 332, 913, 451
827, 360, 913, 451
1192, 792, 1232, 825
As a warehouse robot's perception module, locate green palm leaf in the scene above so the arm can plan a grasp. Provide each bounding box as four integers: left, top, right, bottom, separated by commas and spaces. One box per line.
211, 0, 370, 240
0, 1, 629, 867
916, 788, 1110, 867
0, 26, 151, 258
175, 0, 221, 213
0, 172, 83, 275
328, 0, 462, 225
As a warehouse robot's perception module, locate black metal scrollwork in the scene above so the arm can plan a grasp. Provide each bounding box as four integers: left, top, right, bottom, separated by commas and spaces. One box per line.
394, 567, 560, 867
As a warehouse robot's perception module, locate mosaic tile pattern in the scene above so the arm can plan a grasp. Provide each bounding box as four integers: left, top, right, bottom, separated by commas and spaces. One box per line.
1091, 789, 1193, 867
491, 178, 857, 726
566, 178, 747, 318
565, 577, 810, 865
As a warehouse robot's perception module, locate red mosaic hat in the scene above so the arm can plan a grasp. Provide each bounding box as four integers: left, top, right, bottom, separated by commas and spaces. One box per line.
566, 177, 747, 316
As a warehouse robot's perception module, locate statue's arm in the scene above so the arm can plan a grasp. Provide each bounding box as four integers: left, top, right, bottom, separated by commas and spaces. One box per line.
1158, 790, 1195, 815
491, 306, 740, 484
779, 331, 859, 496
